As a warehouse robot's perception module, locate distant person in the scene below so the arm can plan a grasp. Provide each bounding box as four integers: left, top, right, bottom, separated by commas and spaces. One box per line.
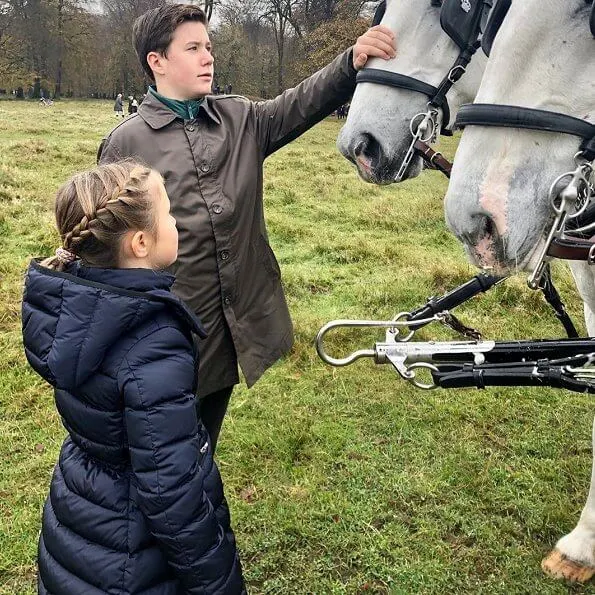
128, 95, 139, 115
24, 161, 245, 594
225, 83, 232, 95
113, 92, 124, 117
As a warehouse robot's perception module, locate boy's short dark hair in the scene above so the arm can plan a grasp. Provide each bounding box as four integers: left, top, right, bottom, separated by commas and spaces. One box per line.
133, 4, 208, 81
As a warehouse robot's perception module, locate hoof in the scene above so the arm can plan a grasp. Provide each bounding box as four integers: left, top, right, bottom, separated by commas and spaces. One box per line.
542, 549, 595, 583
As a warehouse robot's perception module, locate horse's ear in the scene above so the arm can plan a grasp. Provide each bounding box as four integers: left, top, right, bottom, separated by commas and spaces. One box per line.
371, 0, 386, 26
481, 0, 512, 56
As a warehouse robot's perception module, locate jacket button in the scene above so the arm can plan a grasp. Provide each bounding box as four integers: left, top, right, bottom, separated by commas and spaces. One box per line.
200, 162, 210, 173
223, 295, 232, 305
186, 124, 195, 132
220, 250, 230, 261
213, 204, 223, 214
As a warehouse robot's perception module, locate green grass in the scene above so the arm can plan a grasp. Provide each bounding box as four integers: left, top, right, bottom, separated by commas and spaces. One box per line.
1, 99, 594, 594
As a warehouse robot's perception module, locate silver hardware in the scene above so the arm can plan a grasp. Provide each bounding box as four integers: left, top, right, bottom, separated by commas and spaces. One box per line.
315, 315, 444, 367
316, 316, 495, 390
461, 0, 472, 13
407, 363, 440, 390
395, 108, 440, 182
527, 155, 595, 289
379, 338, 496, 387
447, 65, 466, 84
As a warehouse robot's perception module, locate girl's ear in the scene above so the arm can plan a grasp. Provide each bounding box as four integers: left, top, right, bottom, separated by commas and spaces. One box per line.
124, 230, 151, 260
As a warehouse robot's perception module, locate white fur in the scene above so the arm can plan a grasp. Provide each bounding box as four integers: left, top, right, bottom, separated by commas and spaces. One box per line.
336, 0, 487, 184
445, 0, 595, 572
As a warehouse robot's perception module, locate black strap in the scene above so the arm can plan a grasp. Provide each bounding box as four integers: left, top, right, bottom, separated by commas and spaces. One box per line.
371, 0, 386, 27
432, 362, 595, 393
539, 264, 580, 338
481, 0, 511, 56
407, 272, 502, 325
356, 70, 451, 133
455, 104, 595, 160
429, 44, 479, 132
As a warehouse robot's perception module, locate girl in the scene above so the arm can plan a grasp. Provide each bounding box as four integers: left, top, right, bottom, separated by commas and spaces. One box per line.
22, 162, 245, 594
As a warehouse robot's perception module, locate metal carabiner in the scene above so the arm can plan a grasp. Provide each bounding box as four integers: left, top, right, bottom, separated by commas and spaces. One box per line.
315, 314, 443, 367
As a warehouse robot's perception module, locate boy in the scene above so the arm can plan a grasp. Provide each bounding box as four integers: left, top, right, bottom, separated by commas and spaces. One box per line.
98, 3, 396, 451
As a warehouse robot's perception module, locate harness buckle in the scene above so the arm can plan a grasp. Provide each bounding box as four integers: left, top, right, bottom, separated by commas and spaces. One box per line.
447, 65, 467, 84
588, 244, 595, 265
429, 151, 444, 166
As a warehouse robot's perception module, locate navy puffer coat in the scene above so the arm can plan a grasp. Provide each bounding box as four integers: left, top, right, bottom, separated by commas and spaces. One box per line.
22, 260, 245, 594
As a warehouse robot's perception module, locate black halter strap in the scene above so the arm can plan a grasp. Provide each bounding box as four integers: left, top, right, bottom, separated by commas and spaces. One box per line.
358, 0, 490, 135
356, 70, 452, 133
455, 104, 595, 161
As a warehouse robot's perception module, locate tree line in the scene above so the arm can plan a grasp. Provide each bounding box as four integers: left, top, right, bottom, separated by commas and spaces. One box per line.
0, 0, 374, 100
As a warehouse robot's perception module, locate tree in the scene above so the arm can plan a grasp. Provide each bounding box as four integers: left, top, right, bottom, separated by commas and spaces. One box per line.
257, 0, 301, 93
295, 6, 368, 79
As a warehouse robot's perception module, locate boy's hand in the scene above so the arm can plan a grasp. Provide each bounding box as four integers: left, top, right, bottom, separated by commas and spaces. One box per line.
353, 25, 397, 71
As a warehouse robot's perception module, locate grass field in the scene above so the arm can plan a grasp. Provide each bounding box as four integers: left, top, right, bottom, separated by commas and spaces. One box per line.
1, 99, 594, 594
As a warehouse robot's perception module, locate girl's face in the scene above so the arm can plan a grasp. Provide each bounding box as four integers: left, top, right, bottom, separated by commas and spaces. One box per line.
148, 172, 178, 269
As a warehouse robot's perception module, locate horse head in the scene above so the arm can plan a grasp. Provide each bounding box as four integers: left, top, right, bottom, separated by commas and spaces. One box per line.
337, 0, 487, 184
445, 0, 595, 273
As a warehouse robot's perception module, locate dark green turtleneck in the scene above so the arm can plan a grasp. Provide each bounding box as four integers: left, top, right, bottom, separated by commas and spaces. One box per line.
149, 85, 205, 120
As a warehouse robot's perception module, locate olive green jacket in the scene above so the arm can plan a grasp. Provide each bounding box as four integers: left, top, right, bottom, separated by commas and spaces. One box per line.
98, 49, 357, 396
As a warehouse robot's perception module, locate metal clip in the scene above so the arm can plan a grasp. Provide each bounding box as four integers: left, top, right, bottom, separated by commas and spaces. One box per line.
395, 109, 439, 182
375, 339, 496, 389
447, 65, 466, 83
315, 315, 442, 367
528, 158, 591, 289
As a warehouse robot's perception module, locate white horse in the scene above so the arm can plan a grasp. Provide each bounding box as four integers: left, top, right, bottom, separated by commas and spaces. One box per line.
337, 0, 488, 183
444, 0, 595, 582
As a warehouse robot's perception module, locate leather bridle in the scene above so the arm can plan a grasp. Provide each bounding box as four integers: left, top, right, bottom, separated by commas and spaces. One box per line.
358, 0, 495, 180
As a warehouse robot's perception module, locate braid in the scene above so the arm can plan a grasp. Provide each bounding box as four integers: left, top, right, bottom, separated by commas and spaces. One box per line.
63, 174, 143, 253
63, 215, 93, 252
43, 160, 155, 270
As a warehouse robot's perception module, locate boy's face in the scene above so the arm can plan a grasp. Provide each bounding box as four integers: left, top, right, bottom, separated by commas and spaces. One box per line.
153, 21, 214, 100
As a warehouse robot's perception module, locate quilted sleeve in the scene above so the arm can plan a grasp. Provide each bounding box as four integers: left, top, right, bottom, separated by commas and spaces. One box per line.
119, 325, 244, 594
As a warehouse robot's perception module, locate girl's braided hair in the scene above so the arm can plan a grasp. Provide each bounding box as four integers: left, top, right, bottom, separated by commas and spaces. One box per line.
43, 161, 157, 271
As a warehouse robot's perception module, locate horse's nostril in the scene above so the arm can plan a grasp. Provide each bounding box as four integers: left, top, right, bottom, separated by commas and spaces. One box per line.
354, 133, 381, 163
482, 216, 495, 239
461, 215, 497, 247
354, 134, 372, 157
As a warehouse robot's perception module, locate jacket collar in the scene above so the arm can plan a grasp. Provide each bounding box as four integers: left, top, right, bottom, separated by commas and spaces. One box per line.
148, 86, 204, 120
32, 260, 207, 339
75, 262, 175, 292
139, 90, 221, 129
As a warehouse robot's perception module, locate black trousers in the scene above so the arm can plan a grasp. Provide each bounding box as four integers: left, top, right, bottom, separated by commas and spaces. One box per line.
197, 386, 233, 453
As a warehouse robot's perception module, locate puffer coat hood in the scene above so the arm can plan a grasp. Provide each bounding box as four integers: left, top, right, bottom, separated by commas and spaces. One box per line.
23, 261, 205, 390
22, 260, 245, 595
